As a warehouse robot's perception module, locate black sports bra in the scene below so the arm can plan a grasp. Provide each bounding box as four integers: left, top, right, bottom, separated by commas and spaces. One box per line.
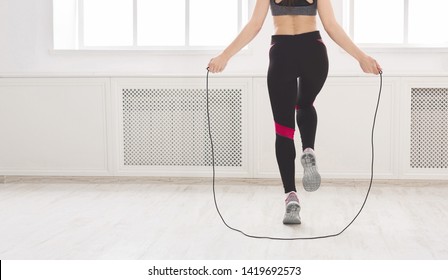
270, 0, 317, 16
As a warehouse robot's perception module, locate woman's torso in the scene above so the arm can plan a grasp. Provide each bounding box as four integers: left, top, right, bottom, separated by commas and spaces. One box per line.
271, 0, 317, 35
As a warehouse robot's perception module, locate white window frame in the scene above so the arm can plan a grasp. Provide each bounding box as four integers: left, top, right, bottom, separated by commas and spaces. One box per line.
345, 0, 448, 52
76, 0, 247, 51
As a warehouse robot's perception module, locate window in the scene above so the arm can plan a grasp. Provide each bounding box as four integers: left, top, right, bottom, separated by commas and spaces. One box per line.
53, 0, 249, 50
347, 0, 448, 47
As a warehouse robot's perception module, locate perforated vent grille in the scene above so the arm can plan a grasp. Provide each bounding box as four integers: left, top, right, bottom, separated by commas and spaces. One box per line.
122, 88, 243, 167
410, 88, 448, 168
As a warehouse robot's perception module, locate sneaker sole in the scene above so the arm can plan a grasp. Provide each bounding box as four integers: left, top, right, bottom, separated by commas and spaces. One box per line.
283, 201, 301, 224
301, 153, 321, 192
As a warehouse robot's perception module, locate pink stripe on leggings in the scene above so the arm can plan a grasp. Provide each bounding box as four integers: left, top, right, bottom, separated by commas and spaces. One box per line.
275, 122, 295, 139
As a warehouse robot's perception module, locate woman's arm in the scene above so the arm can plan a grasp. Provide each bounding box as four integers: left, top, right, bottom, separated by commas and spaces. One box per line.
208, 0, 270, 73
318, 0, 382, 74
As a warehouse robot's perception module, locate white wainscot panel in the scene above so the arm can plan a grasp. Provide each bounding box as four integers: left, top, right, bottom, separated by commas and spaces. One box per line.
316, 77, 397, 178
111, 77, 252, 177
400, 77, 448, 180
0, 78, 111, 175
254, 76, 397, 179
4, 75, 444, 180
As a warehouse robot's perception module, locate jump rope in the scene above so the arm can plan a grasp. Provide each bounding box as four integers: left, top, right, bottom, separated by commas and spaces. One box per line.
205, 68, 383, 240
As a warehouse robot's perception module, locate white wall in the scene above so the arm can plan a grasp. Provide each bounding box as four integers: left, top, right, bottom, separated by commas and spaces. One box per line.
1, 0, 448, 76
1, 0, 448, 180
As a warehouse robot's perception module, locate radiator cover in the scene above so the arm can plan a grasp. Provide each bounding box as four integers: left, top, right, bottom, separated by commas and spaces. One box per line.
121, 87, 243, 167
410, 88, 448, 169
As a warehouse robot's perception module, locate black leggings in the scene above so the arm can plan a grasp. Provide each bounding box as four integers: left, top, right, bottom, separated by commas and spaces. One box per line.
267, 31, 329, 193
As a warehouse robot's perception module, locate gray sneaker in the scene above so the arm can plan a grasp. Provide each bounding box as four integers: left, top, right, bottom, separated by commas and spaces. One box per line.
283, 192, 301, 224
301, 148, 321, 192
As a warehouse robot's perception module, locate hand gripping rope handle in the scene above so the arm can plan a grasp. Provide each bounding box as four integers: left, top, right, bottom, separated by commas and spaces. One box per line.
205, 68, 383, 240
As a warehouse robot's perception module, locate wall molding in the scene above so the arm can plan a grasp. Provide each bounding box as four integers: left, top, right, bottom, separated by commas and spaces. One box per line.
1, 75, 447, 179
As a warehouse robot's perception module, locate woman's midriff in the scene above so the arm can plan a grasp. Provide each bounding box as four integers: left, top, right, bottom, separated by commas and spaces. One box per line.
273, 15, 317, 35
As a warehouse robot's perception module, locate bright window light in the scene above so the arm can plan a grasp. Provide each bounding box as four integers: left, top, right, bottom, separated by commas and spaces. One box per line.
354, 0, 404, 44
408, 0, 448, 44
189, 0, 239, 46
53, 0, 78, 49
53, 0, 249, 50
137, 0, 185, 46
350, 0, 448, 47
83, 0, 133, 47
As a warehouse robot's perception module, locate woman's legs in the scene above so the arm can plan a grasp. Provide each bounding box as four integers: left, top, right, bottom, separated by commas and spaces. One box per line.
296, 79, 319, 152
295, 53, 329, 151
268, 31, 328, 195
270, 78, 298, 194
268, 32, 328, 223
295, 40, 329, 192
268, 37, 299, 194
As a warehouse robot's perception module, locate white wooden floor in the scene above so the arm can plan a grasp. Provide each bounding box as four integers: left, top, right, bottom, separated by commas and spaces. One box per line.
1, 177, 447, 260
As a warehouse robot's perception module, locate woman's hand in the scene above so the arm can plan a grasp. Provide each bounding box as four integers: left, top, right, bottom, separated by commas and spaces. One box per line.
359, 54, 382, 75
207, 54, 229, 73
